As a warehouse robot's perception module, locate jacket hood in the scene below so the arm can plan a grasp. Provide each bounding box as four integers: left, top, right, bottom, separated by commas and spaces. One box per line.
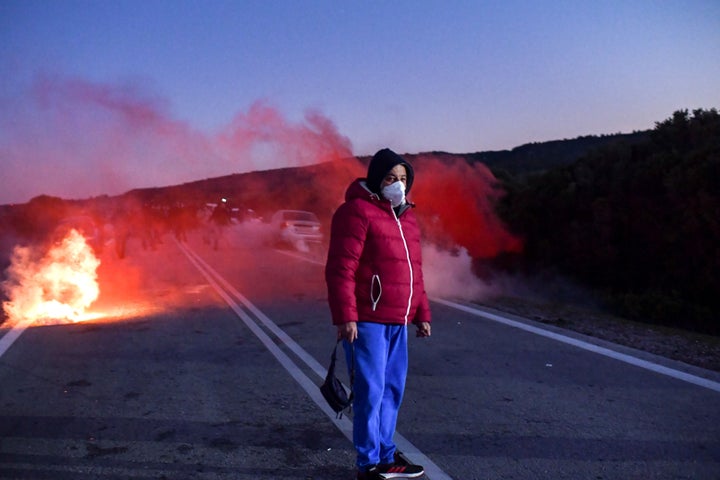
345, 178, 414, 214
366, 148, 414, 195
345, 178, 378, 202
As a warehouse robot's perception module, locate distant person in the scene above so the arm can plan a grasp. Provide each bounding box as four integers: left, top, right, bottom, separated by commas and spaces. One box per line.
325, 148, 431, 479
209, 199, 232, 250
139, 202, 162, 251
168, 202, 194, 242
111, 204, 134, 259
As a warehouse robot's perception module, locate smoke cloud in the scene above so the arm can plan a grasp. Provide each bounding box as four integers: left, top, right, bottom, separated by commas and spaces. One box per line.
0, 73, 528, 320
410, 155, 523, 260
405, 154, 523, 302
422, 245, 491, 299
0, 74, 353, 205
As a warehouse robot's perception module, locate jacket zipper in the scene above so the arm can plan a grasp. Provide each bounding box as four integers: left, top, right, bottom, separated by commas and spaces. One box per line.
392, 208, 413, 325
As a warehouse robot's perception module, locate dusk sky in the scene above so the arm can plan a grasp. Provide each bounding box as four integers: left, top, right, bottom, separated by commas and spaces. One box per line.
1, 0, 719, 204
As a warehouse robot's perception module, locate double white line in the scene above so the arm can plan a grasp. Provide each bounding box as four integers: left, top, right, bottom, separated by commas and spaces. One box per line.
176, 240, 454, 480
0, 319, 33, 360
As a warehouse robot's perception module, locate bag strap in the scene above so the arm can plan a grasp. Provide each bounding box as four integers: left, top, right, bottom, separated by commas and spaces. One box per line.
330, 340, 354, 397
348, 342, 354, 398
326, 341, 338, 379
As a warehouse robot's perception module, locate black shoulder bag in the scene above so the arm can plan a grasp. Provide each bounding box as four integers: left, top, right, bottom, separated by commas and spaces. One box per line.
320, 340, 354, 417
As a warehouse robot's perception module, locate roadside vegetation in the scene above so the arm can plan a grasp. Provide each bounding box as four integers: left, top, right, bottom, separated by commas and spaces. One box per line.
494, 109, 719, 335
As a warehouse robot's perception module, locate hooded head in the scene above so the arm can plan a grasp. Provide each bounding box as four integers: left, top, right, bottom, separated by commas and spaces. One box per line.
366, 148, 415, 195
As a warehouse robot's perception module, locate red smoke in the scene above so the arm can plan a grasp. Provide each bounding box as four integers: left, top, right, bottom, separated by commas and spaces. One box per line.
218, 103, 352, 169
410, 155, 523, 259
2, 74, 352, 205
1, 73, 523, 313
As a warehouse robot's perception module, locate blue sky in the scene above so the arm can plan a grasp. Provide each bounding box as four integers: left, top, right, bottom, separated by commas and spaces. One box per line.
1, 0, 719, 204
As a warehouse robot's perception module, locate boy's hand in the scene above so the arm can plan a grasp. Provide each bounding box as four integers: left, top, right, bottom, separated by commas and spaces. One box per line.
416, 322, 431, 337
337, 322, 358, 343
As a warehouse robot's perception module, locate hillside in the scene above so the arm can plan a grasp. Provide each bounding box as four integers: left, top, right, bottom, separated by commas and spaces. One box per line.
398, 131, 650, 177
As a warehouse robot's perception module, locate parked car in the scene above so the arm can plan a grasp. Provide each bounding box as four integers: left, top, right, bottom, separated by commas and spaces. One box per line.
269, 210, 323, 252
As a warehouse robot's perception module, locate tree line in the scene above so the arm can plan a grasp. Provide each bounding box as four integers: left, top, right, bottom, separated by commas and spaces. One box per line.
495, 109, 720, 334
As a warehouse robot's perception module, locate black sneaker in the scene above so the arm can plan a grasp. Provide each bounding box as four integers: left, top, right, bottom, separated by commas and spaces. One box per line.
375, 462, 424, 479
390, 452, 410, 466
378, 452, 409, 469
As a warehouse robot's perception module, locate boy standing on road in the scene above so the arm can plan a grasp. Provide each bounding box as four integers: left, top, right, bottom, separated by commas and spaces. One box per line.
325, 148, 431, 479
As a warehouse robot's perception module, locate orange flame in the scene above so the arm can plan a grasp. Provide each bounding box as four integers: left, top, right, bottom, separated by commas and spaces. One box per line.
2, 229, 101, 325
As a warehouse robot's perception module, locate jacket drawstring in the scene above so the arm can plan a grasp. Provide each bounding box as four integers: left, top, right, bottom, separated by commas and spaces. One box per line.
370, 274, 382, 311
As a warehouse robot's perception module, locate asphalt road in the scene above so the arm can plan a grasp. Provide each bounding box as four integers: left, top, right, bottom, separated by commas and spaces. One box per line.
1, 227, 719, 480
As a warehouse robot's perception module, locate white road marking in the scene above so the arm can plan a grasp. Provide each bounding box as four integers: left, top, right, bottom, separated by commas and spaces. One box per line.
433, 297, 720, 394
0, 319, 32, 360
177, 240, 454, 480
274, 247, 326, 266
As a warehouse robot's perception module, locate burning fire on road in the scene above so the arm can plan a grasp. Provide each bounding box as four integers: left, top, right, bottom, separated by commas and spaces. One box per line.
1, 229, 102, 325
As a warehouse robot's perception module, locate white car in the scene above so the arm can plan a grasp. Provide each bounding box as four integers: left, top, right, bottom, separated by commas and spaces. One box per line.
270, 210, 323, 252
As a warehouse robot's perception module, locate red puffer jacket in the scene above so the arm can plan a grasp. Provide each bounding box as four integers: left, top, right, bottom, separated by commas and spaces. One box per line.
325, 179, 432, 326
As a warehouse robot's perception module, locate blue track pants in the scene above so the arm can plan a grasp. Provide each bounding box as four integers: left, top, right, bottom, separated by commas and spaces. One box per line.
344, 323, 408, 471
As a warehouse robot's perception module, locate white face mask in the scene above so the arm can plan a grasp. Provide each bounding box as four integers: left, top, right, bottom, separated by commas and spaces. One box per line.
381, 181, 406, 208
